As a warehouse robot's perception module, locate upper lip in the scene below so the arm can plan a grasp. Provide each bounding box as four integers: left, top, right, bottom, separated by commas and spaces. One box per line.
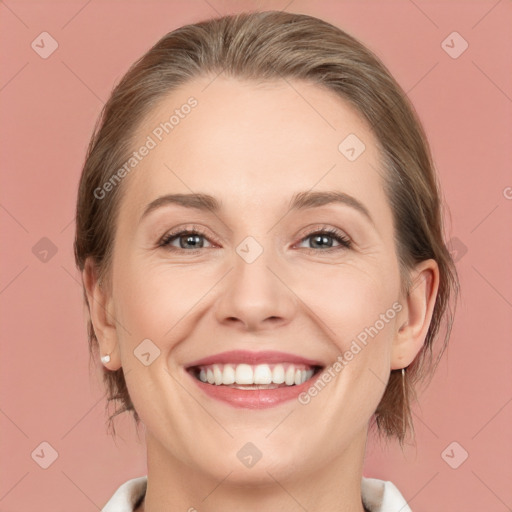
185, 350, 324, 368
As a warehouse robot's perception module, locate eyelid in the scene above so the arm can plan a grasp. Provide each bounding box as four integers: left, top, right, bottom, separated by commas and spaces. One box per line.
294, 223, 351, 241
158, 224, 220, 248
292, 224, 352, 250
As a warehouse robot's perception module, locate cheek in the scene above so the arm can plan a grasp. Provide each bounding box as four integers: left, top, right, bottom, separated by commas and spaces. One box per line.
112, 252, 225, 356
111, 252, 174, 343
292, 258, 400, 345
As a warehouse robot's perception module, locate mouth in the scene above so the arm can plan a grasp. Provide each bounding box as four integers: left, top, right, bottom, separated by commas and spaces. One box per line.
187, 363, 323, 389
184, 350, 325, 409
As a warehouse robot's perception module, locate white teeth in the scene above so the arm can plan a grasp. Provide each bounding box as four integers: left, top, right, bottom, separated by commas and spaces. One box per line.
272, 364, 285, 384
235, 364, 253, 384
195, 363, 317, 386
222, 364, 235, 385
213, 364, 223, 385
254, 364, 273, 384
285, 366, 295, 385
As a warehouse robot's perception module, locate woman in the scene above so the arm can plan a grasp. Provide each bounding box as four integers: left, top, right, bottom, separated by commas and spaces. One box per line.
74, 10, 459, 512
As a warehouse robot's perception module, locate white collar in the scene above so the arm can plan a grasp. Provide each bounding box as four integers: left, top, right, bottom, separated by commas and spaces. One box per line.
361, 476, 412, 512
101, 475, 412, 512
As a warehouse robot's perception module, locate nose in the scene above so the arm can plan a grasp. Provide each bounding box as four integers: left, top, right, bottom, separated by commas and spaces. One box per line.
214, 244, 297, 332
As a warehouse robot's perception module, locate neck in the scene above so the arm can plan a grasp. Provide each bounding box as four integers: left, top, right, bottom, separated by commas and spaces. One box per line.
139, 428, 369, 512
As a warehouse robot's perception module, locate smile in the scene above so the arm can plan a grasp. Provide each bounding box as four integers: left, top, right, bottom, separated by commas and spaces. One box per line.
184, 350, 325, 409
189, 363, 320, 388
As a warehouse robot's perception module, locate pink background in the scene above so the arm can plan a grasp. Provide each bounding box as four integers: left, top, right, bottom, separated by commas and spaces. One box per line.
1, 1, 511, 510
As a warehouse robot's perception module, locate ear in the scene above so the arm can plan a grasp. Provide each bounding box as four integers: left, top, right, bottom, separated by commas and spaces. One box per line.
82, 257, 121, 370
391, 259, 440, 370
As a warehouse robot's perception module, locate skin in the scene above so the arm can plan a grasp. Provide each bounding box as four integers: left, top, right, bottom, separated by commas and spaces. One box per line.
83, 75, 439, 512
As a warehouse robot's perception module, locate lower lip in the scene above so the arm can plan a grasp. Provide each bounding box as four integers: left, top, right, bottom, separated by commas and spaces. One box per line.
186, 368, 324, 409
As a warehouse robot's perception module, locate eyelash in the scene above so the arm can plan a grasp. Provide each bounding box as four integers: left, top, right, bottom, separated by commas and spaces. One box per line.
158, 224, 352, 254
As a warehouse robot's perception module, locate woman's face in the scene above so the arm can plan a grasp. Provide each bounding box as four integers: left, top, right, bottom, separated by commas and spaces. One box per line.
103, 76, 413, 482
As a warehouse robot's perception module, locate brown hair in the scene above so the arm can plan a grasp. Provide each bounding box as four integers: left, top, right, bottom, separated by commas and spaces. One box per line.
74, 10, 459, 444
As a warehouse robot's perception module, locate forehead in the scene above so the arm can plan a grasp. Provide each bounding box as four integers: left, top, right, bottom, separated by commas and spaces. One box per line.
119, 75, 389, 226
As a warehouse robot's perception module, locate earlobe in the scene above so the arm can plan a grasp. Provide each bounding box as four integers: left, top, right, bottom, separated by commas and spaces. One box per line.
391, 259, 440, 370
82, 258, 121, 370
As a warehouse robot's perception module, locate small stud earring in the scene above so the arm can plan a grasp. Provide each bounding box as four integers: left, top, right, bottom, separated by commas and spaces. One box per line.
100, 353, 111, 364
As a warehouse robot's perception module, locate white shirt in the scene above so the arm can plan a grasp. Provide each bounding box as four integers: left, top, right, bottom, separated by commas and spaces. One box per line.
101, 475, 412, 511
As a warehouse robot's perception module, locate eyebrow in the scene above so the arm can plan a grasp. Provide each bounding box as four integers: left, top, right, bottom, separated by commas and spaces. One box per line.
140, 190, 375, 227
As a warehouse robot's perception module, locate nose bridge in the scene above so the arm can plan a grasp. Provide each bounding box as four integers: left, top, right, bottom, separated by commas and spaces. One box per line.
232, 231, 281, 297
226, 202, 280, 273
